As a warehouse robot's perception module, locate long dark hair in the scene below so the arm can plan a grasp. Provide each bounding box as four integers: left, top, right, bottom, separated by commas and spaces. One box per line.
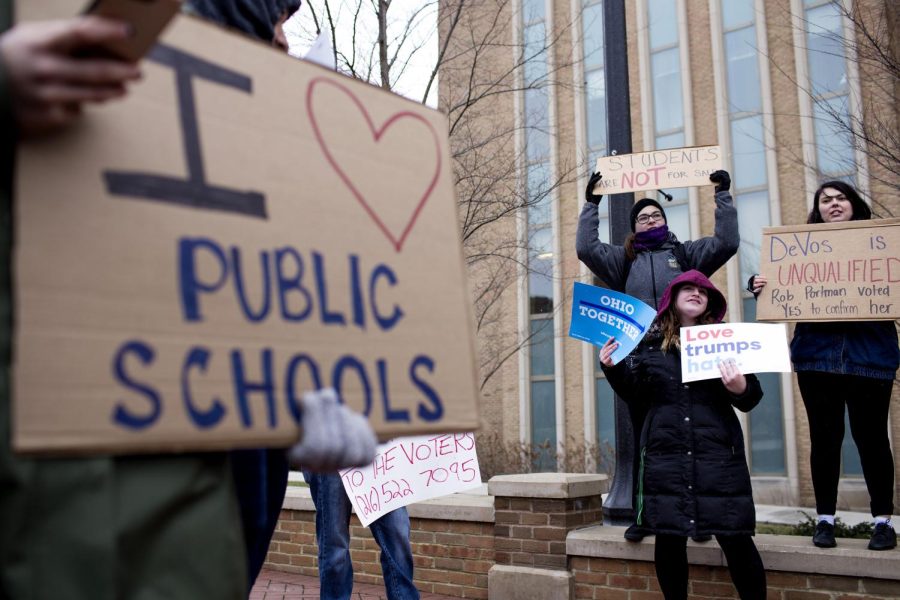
807, 180, 871, 224
623, 233, 637, 261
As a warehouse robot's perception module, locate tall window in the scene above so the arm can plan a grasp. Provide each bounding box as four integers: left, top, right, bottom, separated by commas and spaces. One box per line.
801, 0, 861, 475
523, 0, 556, 471
719, 0, 785, 475
583, 0, 607, 179
582, 0, 615, 469
803, 0, 856, 182
646, 0, 689, 239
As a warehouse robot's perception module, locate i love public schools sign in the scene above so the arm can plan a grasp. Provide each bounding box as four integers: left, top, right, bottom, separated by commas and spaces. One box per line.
13, 1, 479, 454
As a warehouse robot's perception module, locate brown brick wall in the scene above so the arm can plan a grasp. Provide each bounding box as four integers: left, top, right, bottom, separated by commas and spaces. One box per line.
264, 509, 493, 599
264, 510, 319, 576
264, 500, 900, 600
571, 556, 900, 600
409, 518, 493, 599
493, 495, 603, 571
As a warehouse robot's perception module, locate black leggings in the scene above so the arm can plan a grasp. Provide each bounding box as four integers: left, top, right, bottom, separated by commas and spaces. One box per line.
654, 534, 766, 600
797, 372, 895, 516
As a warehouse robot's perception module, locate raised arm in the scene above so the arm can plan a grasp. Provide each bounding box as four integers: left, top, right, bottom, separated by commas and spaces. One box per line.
575, 172, 628, 289
681, 170, 739, 276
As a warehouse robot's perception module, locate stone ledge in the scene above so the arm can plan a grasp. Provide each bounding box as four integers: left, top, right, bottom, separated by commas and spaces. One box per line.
282, 485, 494, 523
488, 564, 572, 600
283, 486, 315, 512
488, 473, 609, 499
567, 525, 900, 581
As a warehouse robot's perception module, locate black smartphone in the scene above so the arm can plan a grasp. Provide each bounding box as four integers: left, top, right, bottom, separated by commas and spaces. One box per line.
83, 0, 181, 61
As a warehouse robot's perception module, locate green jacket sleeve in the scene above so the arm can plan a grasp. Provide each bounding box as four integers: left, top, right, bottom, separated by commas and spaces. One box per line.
1, 0, 16, 187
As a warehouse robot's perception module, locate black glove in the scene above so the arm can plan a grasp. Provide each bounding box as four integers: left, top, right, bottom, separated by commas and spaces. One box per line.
584, 172, 603, 204
709, 170, 731, 193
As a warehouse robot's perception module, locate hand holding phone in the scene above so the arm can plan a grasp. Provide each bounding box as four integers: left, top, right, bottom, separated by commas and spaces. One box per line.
0, 14, 143, 136
84, 0, 181, 61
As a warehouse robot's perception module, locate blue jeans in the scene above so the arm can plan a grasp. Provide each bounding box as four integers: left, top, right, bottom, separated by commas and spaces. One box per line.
303, 472, 419, 600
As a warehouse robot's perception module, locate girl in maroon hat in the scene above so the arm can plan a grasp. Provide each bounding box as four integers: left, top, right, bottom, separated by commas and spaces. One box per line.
600, 270, 766, 600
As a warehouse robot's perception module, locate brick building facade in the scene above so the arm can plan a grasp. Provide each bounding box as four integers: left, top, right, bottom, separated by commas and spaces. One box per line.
439, 0, 899, 510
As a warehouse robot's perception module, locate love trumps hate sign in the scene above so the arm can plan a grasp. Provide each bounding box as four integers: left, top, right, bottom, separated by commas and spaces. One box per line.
593, 146, 722, 195
12, 2, 480, 454
755, 218, 900, 322
679, 323, 791, 383
340, 432, 481, 527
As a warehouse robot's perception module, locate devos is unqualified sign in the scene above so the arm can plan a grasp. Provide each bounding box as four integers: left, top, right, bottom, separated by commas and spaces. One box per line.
755, 219, 900, 322
568, 283, 656, 364
12, 1, 479, 454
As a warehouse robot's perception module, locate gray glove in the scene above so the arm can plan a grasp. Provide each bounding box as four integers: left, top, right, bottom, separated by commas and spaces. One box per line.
287, 388, 377, 472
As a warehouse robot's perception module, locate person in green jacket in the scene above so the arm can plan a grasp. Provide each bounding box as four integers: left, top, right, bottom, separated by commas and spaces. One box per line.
0, 11, 238, 600
0, 4, 376, 599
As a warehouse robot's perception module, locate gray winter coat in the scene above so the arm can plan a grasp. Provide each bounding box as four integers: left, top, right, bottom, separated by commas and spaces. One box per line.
575, 191, 739, 309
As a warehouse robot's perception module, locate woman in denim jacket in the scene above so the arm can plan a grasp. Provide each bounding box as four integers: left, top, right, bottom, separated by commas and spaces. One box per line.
751, 181, 899, 551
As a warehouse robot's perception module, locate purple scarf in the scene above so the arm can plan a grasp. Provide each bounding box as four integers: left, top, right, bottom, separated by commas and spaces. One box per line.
633, 225, 669, 252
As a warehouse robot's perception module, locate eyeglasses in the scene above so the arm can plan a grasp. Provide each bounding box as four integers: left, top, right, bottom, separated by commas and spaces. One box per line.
636, 211, 664, 225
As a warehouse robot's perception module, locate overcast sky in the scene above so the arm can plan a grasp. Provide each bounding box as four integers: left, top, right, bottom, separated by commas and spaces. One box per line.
284, 0, 438, 107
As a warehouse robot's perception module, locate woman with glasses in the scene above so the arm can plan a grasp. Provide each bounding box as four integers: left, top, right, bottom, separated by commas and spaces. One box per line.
576, 169, 738, 310
749, 181, 898, 552
576, 169, 740, 542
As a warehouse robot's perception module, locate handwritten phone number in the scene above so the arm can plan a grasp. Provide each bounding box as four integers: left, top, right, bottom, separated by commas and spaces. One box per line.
353, 459, 478, 516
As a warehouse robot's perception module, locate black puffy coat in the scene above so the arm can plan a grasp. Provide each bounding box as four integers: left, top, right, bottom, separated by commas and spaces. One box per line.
602, 330, 763, 537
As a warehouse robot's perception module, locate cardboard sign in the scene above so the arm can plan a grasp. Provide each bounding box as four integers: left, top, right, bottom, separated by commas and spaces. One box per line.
13, 2, 480, 454
680, 323, 791, 383
339, 433, 481, 527
756, 219, 900, 322
593, 145, 722, 195
568, 283, 656, 364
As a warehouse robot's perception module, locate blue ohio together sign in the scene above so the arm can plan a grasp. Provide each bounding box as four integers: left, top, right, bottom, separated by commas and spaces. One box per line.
568, 283, 657, 364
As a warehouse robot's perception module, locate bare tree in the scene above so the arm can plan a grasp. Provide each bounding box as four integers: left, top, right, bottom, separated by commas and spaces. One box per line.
288, 0, 587, 391
287, 0, 441, 101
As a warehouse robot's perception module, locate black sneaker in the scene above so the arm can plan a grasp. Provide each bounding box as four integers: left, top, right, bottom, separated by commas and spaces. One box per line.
868, 523, 897, 551
691, 534, 712, 543
624, 523, 648, 542
813, 521, 836, 548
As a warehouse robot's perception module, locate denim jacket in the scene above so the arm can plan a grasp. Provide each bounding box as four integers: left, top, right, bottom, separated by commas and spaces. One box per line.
790, 320, 899, 380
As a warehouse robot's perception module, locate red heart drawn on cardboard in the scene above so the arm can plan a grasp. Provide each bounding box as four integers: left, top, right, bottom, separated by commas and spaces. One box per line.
306, 77, 442, 252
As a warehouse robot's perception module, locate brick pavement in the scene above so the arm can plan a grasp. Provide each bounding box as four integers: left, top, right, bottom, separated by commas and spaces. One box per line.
250, 569, 460, 600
